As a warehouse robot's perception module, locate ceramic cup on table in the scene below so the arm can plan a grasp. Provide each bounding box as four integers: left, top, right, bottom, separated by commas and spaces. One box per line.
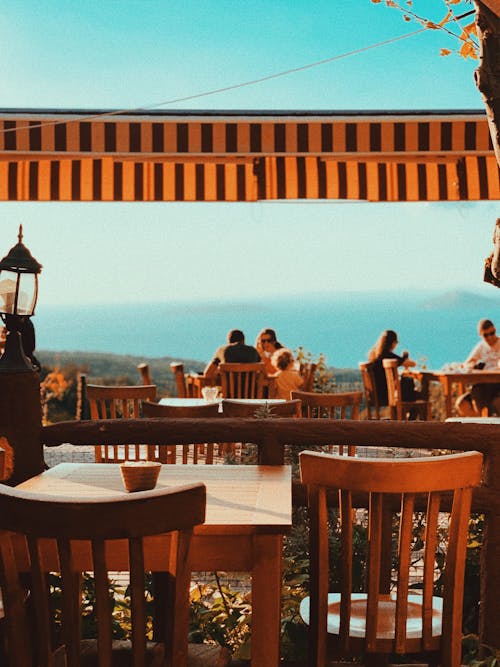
120, 461, 161, 492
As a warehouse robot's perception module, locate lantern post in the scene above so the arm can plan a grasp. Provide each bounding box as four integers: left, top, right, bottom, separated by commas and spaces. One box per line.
0, 226, 44, 484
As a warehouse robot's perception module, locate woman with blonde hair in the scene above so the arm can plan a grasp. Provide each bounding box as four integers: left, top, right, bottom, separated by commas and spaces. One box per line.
270, 348, 303, 399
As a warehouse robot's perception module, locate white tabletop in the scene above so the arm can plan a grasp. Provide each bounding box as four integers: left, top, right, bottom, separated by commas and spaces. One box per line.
445, 417, 500, 424
159, 397, 285, 408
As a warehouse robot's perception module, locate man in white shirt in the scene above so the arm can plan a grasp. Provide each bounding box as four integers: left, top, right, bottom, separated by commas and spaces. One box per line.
456, 319, 500, 416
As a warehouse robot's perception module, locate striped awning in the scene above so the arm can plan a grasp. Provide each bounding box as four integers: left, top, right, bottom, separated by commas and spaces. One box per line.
0, 109, 498, 202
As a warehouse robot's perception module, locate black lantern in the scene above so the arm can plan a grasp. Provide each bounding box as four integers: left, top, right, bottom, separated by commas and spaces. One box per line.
0, 226, 42, 372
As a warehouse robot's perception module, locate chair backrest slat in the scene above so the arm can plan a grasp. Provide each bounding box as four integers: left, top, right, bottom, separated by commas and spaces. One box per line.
394, 493, 415, 652
170, 362, 188, 398
129, 537, 147, 666
422, 492, 441, 648
218, 363, 266, 399
92, 539, 113, 664
27, 535, 53, 667
382, 359, 400, 414
365, 492, 383, 651
58, 538, 82, 667
359, 361, 380, 419
442, 485, 474, 667
339, 489, 353, 652
299, 362, 318, 392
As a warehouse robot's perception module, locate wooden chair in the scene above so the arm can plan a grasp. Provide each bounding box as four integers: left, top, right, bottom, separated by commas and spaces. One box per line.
299, 450, 483, 667
299, 362, 318, 392
218, 362, 267, 399
86, 384, 157, 462
359, 361, 381, 419
291, 390, 363, 456
382, 359, 431, 421
0, 481, 206, 667
142, 401, 220, 464
221, 398, 302, 417
170, 362, 188, 398
137, 362, 153, 385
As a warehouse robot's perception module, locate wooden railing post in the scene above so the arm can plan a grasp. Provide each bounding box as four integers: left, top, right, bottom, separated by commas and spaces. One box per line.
259, 434, 284, 465
479, 448, 500, 648
75, 372, 89, 420
0, 370, 43, 485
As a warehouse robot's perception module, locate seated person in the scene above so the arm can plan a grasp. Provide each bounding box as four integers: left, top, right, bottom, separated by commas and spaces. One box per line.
456, 319, 500, 417
204, 329, 260, 380
270, 348, 303, 399
255, 328, 284, 374
367, 329, 418, 407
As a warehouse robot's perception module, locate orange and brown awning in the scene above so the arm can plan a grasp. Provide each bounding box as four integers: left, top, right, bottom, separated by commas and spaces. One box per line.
0, 109, 498, 202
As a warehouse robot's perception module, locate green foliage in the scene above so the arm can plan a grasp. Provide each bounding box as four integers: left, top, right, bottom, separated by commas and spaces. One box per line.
189, 576, 252, 658
40, 363, 86, 423
463, 635, 500, 667
295, 346, 336, 393
48, 573, 131, 642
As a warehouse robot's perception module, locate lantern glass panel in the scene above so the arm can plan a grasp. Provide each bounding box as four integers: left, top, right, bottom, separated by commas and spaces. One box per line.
0, 270, 37, 316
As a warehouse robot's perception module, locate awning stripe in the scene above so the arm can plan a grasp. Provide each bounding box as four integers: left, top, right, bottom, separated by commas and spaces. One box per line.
0, 158, 259, 202
2, 155, 495, 202
0, 111, 499, 201
0, 115, 495, 157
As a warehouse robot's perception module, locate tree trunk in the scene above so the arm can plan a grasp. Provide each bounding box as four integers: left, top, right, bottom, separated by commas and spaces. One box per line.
474, 0, 500, 168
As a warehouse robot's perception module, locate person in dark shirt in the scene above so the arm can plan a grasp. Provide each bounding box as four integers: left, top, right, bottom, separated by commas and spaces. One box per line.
204, 329, 260, 379
367, 329, 417, 406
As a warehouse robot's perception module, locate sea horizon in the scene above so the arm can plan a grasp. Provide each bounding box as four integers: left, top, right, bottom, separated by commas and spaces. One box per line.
34, 288, 500, 370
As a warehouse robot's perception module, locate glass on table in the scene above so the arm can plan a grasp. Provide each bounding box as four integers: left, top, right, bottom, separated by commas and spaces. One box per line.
201, 386, 220, 403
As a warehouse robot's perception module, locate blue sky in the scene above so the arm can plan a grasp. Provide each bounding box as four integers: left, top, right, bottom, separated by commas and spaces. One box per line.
2, 0, 498, 306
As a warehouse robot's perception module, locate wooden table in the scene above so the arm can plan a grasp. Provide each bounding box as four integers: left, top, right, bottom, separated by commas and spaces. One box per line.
406, 369, 500, 418
17, 463, 291, 667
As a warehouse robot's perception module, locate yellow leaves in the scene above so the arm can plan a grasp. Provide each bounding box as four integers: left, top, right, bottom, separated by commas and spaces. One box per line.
460, 40, 478, 59
426, 11, 452, 30
438, 9, 453, 26
458, 21, 478, 60
40, 369, 69, 401
461, 21, 477, 39
440, 48, 452, 56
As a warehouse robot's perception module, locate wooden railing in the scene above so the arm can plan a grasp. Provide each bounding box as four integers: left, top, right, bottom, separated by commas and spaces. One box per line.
42, 418, 500, 648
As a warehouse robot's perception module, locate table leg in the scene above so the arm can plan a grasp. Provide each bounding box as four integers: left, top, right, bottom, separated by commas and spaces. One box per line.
251, 534, 283, 667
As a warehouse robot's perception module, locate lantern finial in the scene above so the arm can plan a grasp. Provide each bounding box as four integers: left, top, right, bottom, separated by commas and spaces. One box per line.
18, 225, 23, 244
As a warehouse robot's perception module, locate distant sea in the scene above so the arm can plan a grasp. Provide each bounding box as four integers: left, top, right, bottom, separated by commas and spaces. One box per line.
35, 289, 499, 370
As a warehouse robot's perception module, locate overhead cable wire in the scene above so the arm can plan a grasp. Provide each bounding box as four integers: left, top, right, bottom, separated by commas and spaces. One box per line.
0, 27, 426, 136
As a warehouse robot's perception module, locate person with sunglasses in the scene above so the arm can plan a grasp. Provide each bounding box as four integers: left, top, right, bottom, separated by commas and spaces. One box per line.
456, 319, 500, 417
255, 328, 284, 374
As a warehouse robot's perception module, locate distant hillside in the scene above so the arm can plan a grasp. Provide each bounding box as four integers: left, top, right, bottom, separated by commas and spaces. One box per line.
420, 290, 499, 310
38, 350, 206, 397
